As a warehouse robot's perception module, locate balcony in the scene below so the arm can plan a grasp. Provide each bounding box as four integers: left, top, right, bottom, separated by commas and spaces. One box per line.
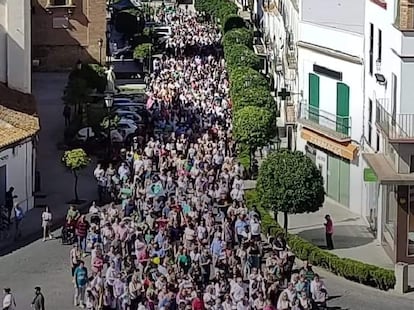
298, 103, 352, 142
376, 100, 414, 143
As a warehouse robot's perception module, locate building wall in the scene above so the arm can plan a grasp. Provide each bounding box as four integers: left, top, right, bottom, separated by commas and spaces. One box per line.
0, 140, 35, 212
0, 0, 31, 93
32, 0, 107, 70
297, 22, 365, 215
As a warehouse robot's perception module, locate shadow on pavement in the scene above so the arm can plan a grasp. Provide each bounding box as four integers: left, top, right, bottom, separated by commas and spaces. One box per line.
297, 225, 374, 250
0, 201, 91, 257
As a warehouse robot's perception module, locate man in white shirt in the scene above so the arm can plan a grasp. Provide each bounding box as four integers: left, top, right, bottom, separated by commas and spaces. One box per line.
230, 278, 245, 303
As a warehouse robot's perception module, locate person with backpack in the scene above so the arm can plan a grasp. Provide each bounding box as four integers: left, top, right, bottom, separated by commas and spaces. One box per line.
14, 203, 24, 240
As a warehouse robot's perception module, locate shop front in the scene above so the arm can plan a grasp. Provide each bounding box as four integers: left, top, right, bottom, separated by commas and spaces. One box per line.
300, 128, 358, 209
363, 153, 414, 263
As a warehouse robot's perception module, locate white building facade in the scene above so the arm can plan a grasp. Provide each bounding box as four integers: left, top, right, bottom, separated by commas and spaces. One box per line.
0, 0, 38, 212
296, 0, 365, 215
253, 0, 299, 148
362, 0, 414, 263
0, 0, 32, 93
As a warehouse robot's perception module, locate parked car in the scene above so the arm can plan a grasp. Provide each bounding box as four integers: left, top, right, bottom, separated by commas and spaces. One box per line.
113, 99, 146, 108
115, 119, 139, 142
114, 110, 145, 124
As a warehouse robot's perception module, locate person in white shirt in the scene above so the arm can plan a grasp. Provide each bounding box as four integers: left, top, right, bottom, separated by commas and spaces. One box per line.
230, 278, 245, 303
2, 288, 16, 310
41, 206, 53, 241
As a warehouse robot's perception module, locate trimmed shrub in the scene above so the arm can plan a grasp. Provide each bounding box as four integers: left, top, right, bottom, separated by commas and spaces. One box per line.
245, 190, 396, 291
223, 28, 253, 49
225, 44, 261, 71
223, 14, 246, 33
229, 66, 268, 99
232, 86, 275, 112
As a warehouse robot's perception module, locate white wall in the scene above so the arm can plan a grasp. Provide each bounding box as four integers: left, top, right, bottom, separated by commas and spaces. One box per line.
0, 140, 35, 212
6, 0, 31, 93
299, 22, 364, 58
0, 0, 7, 83
298, 45, 365, 143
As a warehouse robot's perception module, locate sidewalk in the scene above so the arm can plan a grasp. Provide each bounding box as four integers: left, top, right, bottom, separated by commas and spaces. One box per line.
0, 73, 97, 256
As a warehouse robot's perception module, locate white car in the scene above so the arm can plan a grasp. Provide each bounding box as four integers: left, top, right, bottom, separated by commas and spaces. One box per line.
113, 119, 138, 142
114, 110, 144, 123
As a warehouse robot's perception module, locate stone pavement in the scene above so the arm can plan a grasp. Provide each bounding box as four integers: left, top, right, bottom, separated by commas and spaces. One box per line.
0, 73, 97, 255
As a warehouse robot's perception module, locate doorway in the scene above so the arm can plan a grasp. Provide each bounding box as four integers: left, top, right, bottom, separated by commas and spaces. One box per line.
0, 165, 6, 207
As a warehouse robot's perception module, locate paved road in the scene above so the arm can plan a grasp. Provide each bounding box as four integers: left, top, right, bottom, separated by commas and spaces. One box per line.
0, 233, 76, 310
0, 237, 413, 310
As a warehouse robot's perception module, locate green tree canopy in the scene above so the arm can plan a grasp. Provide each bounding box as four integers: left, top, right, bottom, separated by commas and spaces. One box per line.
232, 86, 275, 112
229, 67, 268, 98
233, 106, 274, 151
62, 148, 91, 202
223, 14, 246, 33
222, 28, 253, 49
225, 44, 261, 71
133, 43, 153, 59
256, 149, 325, 234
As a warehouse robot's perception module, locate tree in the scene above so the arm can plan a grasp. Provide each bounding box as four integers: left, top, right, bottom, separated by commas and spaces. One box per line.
232, 86, 275, 113
256, 149, 325, 235
224, 44, 261, 71
62, 78, 91, 116
233, 106, 274, 168
62, 148, 91, 202
223, 14, 246, 33
222, 28, 253, 49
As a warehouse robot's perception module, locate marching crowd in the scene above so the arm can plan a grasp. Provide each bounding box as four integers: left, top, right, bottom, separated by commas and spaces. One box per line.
65, 7, 329, 310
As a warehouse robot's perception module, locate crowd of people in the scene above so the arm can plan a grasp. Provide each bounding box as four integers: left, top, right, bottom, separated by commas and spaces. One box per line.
65, 6, 328, 310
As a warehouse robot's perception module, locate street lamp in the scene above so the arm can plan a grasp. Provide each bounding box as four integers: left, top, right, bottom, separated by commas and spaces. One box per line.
98, 38, 103, 65
104, 93, 114, 160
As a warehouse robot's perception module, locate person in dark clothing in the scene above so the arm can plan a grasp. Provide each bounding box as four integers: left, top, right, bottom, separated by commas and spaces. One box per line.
31, 287, 45, 310
5, 187, 16, 227
63, 105, 71, 127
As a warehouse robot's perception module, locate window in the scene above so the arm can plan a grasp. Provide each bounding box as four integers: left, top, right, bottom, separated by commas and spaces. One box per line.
385, 185, 397, 237
368, 99, 373, 145
336, 83, 350, 135
376, 132, 380, 152
410, 155, 414, 173
308, 73, 320, 123
369, 23, 374, 76
377, 29, 382, 62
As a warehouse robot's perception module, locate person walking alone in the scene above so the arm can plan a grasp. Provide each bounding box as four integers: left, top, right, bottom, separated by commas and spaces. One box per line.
13, 203, 24, 240
324, 214, 334, 250
2, 288, 16, 310
31, 287, 45, 310
5, 187, 17, 228
41, 206, 53, 241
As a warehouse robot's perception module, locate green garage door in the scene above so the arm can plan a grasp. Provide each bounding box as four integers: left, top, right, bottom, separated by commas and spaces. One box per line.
327, 155, 350, 208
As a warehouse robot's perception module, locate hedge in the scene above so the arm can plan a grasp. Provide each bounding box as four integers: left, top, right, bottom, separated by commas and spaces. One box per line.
245, 190, 396, 291
68, 64, 106, 93
229, 66, 268, 99
224, 44, 261, 71
223, 14, 246, 33
222, 28, 253, 49
232, 86, 275, 112
194, 0, 238, 26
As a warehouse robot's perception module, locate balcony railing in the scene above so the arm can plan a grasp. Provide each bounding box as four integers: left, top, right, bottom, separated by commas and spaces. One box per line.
300, 104, 352, 138
375, 100, 414, 141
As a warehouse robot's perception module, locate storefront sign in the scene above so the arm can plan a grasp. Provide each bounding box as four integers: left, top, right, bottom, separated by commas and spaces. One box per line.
301, 129, 357, 160
364, 168, 378, 182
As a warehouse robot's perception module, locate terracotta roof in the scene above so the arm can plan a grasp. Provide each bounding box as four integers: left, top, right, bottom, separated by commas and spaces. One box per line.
0, 83, 40, 149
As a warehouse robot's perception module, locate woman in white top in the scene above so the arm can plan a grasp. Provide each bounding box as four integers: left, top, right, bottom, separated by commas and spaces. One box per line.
41, 206, 53, 241
2, 288, 16, 310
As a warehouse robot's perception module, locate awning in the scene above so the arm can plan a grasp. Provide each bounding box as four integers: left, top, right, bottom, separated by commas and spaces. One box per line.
362, 153, 414, 185
301, 129, 358, 160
